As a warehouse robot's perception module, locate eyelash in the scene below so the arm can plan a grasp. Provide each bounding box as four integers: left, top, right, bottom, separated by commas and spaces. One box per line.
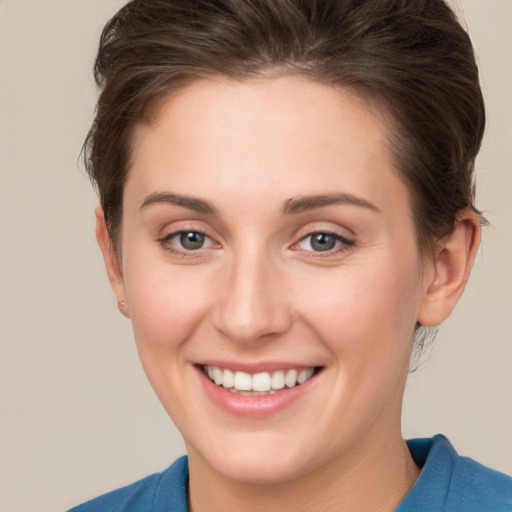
157, 229, 355, 257
158, 228, 216, 256
293, 231, 355, 256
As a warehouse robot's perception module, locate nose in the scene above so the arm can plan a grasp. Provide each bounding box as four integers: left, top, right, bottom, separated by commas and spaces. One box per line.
212, 246, 293, 345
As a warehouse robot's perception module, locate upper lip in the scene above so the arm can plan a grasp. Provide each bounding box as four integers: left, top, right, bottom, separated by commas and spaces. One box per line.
196, 360, 322, 374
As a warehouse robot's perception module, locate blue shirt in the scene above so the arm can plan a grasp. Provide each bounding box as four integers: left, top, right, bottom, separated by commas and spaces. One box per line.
68, 435, 512, 511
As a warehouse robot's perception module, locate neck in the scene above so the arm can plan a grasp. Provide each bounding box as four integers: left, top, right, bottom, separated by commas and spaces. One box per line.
187, 428, 420, 512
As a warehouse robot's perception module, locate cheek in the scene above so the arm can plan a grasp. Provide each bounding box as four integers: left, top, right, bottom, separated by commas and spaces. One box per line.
297, 253, 421, 361
122, 258, 217, 420
123, 254, 212, 356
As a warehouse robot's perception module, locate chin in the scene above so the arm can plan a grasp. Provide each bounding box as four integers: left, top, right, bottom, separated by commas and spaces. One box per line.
188, 432, 316, 485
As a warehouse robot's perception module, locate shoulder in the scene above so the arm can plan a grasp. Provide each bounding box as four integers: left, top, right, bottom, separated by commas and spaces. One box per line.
400, 435, 512, 512
447, 448, 512, 511
67, 456, 189, 512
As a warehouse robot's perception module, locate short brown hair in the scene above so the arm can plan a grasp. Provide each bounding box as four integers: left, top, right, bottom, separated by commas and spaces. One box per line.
84, 0, 485, 256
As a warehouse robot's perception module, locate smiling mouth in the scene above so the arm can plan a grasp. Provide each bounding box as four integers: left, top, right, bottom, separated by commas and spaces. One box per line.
201, 365, 322, 395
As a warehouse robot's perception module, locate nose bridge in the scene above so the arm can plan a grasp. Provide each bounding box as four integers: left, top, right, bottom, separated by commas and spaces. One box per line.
213, 240, 291, 344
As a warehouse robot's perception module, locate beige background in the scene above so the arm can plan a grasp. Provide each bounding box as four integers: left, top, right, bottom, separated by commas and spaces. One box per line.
0, 1, 511, 511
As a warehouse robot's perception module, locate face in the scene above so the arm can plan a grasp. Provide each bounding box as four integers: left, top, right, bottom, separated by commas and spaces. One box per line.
108, 77, 434, 484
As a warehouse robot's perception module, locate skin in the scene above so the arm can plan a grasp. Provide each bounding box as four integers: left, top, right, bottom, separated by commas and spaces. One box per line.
97, 76, 480, 512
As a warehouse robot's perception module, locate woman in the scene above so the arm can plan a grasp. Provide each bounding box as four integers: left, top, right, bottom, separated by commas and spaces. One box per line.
69, 0, 512, 510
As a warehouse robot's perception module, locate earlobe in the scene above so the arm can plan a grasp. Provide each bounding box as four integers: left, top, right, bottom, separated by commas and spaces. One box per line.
417, 209, 481, 327
95, 205, 129, 318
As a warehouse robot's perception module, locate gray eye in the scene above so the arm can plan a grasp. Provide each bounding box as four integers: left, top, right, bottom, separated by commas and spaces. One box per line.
179, 232, 206, 250
310, 233, 336, 252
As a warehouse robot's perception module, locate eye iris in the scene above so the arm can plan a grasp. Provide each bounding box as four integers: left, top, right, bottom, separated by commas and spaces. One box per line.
311, 233, 336, 252
180, 232, 205, 250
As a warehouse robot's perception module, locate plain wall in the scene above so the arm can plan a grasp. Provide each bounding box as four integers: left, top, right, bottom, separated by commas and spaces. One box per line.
0, 1, 510, 511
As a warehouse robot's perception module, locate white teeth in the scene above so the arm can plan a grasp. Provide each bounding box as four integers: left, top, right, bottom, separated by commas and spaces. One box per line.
213, 367, 223, 386
252, 372, 271, 392
271, 370, 285, 390
234, 371, 252, 391
204, 365, 317, 392
223, 369, 234, 388
297, 368, 314, 384
285, 369, 298, 388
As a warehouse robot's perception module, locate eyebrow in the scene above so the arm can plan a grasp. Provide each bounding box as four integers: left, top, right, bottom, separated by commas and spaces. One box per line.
140, 190, 380, 216
282, 192, 381, 215
140, 192, 219, 215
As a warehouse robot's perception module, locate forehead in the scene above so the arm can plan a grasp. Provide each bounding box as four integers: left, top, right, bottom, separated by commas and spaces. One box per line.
127, 76, 409, 219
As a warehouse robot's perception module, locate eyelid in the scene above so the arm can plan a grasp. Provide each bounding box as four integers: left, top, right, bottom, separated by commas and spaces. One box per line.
292, 230, 355, 254
158, 226, 221, 255
163, 229, 211, 243
156, 220, 214, 243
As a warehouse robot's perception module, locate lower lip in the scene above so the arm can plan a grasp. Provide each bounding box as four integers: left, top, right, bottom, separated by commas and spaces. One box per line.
196, 366, 321, 418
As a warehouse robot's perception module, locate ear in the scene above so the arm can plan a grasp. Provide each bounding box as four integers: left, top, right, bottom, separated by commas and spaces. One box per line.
417, 209, 481, 327
95, 205, 129, 318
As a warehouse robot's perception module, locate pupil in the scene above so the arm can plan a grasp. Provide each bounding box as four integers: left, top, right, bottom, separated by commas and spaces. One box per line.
180, 232, 205, 250
311, 233, 335, 252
